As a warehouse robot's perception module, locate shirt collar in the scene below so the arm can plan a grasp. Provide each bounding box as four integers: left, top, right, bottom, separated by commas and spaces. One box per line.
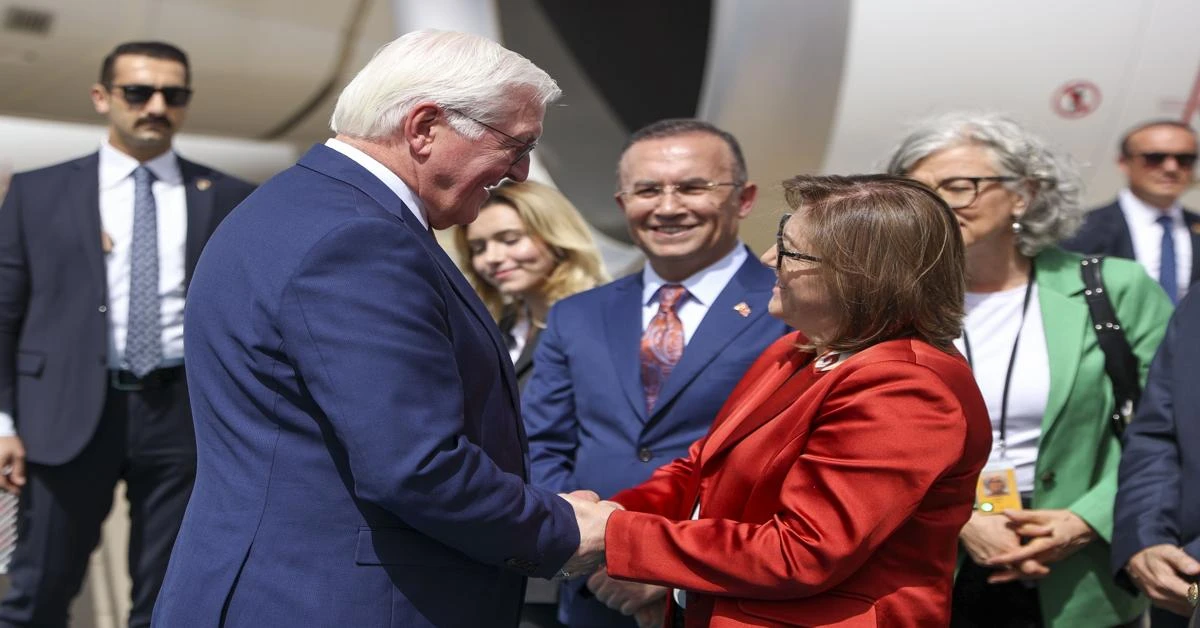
324, 138, 429, 229
642, 242, 748, 306
1119, 188, 1183, 224
98, 139, 181, 189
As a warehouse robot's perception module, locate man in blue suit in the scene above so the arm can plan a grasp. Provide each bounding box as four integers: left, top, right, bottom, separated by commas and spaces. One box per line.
152, 30, 612, 628
522, 119, 789, 627
1113, 289, 1200, 626
1063, 120, 1198, 303
0, 42, 254, 627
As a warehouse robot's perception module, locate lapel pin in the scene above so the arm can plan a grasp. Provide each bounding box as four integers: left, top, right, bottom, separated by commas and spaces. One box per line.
196, 178, 212, 191
733, 302, 751, 317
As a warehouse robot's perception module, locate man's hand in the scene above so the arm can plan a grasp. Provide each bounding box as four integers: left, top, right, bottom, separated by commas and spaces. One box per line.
986, 509, 1097, 570
1125, 544, 1200, 617
633, 596, 667, 628
0, 435, 26, 495
587, 567, 667, 616
558, 490, 618, 578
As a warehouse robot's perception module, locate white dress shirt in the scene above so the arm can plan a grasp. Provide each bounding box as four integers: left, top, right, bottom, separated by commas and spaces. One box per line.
641, 243, 749, 340
99, 140, 188, 370
324, 138, 429, 230
954, 284, 1051, 493
1118, 188, 1192, 300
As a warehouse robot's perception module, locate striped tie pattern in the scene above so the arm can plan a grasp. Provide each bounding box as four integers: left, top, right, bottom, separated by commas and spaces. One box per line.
640, 284, 687, 414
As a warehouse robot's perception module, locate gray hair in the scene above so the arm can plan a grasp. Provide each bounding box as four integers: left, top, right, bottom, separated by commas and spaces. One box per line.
884, 111, 1083, 257
331, 29, 561, 140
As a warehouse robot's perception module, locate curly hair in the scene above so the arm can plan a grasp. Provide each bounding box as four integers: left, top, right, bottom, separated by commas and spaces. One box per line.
885, 111, 1084, 257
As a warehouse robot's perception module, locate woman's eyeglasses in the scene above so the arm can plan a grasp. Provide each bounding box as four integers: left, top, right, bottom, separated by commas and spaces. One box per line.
776, 212, 822, 271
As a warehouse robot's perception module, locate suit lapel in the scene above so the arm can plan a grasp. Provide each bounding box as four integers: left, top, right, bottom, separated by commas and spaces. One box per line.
607, 277, 649, 422
1035, 249, 1086, 439
1185, 211, 1200, 284
179, 158, 216, 285
297, 145, 521, 419
513, 327, 539, 379
648, 257, 774, 421
701, 350, 811, 467
70, 154, 106, 291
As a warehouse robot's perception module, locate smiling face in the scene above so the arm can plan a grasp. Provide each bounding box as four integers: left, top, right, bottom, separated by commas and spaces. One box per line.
464, 202, 557, 299
761, 212, 839, 345
1120, 124, 1197, 210
90, 54, 189, 161
617, 132, 756, 282
905, 144, 1027, 252
419, 95, 545, 229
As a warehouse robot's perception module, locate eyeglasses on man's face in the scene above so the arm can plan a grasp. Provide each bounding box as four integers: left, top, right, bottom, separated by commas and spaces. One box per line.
108, 84, 193, 107
775, 212, 822, 272
1130, 152, 1199, 169
929, 176, 1019, 210
616, 179, 742, 205
445, 107, 538, 166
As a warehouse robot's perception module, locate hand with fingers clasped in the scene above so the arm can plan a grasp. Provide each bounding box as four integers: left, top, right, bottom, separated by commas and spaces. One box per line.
960, 510, 1050, 583
0, 435, 26, 495
1125, 544, 1200, 617
557, 490, 621, 579
982, 509, 1097, 583
587, 566, 668, 618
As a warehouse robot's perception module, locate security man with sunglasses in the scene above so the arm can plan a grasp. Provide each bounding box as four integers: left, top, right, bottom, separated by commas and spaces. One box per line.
1064, 120, 1199, 303
0, 41, 253, 627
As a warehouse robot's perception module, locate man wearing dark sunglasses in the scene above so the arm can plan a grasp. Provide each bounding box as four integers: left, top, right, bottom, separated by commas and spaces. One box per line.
0, 41, 253, 628
1065, 120, 1199, 303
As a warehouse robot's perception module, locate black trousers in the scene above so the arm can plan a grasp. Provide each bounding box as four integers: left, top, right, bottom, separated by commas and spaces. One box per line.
0, 368, 195, 628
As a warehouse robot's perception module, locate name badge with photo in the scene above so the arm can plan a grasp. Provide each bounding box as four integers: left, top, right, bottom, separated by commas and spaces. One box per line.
975, 461, 1022, 514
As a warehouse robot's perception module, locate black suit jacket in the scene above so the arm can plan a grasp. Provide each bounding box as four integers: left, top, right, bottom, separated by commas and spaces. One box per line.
498, 309, 541, 390
0, 152, 255, 465
1062, 200, 1200, 286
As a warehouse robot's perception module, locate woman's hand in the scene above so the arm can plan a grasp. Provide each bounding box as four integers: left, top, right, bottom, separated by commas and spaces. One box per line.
985, 509, 1097, 574
960, 511, 1023, 565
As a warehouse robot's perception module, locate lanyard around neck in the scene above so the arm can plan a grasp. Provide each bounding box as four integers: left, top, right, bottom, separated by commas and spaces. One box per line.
962, 263, 1036, 457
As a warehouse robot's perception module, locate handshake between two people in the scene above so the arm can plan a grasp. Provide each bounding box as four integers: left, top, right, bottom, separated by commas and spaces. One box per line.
556, 491, 670, 628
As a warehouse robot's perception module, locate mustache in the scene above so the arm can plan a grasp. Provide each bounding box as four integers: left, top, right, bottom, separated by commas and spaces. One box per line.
136, 116, 172, 129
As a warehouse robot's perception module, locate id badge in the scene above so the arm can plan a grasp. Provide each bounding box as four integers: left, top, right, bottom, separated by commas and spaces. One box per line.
975, 460, 1023, 514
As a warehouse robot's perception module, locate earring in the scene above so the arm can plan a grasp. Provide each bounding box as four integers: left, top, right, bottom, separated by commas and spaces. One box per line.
1012, 219, 1023, 235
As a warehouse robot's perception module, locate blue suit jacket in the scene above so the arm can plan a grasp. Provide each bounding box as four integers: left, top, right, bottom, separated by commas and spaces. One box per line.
522, 255, 788, 626
152, 145, 578, 628
1062, 201, 1200, 286
0, 153, 253, 465
1113, 290, 1200, 591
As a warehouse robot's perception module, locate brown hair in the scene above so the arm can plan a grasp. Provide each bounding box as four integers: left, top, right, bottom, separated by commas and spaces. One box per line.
781, 174, 965, 353
454, 180, 610, 320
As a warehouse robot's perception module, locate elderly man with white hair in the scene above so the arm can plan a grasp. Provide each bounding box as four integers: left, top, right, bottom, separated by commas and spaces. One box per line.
151, 30, 614, 628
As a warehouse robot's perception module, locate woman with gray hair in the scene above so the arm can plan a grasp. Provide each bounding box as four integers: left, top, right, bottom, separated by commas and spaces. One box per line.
887, 112, 1172, 627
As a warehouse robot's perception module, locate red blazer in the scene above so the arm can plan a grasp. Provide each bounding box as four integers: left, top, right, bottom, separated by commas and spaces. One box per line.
605, 333, 991, 627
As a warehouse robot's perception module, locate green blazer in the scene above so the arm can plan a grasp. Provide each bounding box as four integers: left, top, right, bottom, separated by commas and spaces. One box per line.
1027, 247, 1172, 626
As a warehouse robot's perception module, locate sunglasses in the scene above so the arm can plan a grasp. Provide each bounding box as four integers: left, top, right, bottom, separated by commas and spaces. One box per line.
1132, 152, 1198, 169
109, 84, 193, 107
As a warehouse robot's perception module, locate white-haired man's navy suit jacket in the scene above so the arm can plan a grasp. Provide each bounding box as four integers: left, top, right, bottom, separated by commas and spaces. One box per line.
522, 256, 788, 626
152, 145, 579, 628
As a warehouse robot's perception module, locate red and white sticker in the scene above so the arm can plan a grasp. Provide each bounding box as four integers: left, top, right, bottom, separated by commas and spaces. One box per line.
1052, 80, 1102, 119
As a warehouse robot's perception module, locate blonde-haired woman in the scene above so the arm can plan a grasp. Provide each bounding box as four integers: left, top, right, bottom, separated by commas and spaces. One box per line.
456, 180, 609, 387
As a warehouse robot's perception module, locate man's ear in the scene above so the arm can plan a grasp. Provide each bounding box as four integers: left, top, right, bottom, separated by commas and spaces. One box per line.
90, 84, 111, 115
736, 182, 758, 219
403, 102, 441, 158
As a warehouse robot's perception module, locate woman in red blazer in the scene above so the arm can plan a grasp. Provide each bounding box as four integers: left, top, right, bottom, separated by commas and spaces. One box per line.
591, 175, 993, 627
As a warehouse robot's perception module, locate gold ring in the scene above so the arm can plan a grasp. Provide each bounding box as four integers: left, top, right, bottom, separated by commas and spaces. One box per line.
1188, 582, 1198, 608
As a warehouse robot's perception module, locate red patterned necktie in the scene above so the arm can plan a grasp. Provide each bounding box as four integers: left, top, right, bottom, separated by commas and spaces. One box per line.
641, 284, 687, 413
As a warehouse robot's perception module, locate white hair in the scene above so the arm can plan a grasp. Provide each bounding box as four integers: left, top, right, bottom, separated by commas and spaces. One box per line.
885, 111, 1084, 257
331, 29, 561, 140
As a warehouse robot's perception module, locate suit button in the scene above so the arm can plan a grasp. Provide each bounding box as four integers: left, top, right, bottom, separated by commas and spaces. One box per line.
1040, 471, 1056, 485
98, 305, 107, 313
638, 448, 652, 462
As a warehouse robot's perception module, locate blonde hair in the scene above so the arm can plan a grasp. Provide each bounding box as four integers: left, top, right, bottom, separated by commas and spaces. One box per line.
455, 181, 610, 320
